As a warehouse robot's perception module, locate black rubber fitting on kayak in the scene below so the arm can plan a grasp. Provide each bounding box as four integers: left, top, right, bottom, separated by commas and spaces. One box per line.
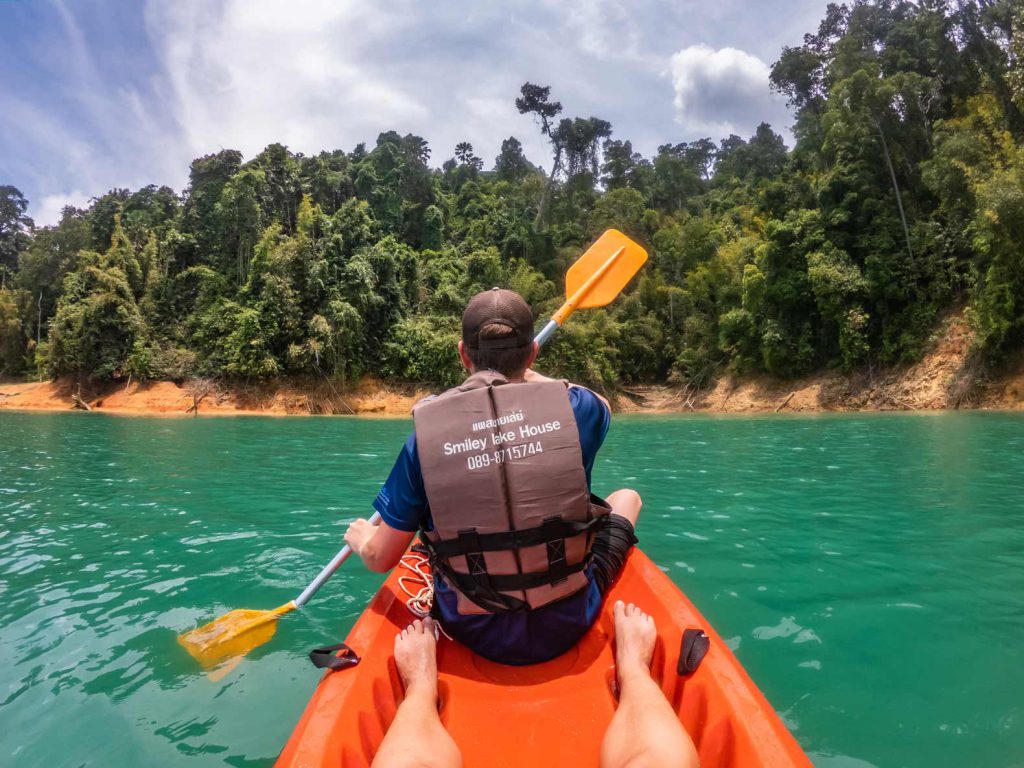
677, 629, 710, 676
309, 642, 361, 671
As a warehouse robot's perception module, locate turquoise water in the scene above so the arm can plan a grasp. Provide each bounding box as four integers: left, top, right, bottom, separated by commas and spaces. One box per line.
1, 411, 1023, 767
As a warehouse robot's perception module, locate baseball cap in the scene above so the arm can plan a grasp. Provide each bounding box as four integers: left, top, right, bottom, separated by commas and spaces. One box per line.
462, 288, 534, 350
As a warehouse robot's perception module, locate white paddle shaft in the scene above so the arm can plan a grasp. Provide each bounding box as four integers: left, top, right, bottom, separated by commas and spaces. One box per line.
293, 511, 382, 607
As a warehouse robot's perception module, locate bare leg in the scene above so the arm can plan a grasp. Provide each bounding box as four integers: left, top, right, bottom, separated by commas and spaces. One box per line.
601, 602, 700, 768
372, 618, 462, 768
606, 488, 642, 527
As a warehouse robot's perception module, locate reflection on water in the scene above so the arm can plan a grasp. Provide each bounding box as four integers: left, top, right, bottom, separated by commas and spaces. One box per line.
2, 411, 1023, 767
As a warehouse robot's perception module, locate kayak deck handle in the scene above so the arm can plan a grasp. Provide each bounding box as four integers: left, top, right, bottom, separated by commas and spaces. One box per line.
309, 642, 362, 671
678, 629, 710, 676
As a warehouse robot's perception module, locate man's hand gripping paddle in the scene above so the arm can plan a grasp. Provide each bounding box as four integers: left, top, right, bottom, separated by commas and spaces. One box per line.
177, 228, 647, 667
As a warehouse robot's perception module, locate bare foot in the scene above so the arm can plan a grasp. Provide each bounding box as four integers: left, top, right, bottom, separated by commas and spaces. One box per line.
613, 600, 657, 686
393, 618, 438, 700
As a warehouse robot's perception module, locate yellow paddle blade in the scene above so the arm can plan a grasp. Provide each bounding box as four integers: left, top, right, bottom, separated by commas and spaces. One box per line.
178, 602, 295, 666
565, 229, 648, 309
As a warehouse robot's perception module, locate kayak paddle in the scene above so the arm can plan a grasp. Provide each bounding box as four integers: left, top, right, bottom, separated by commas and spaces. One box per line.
178, 228, 647, 666
178, 511, 381, 666
535, 228, 648, 344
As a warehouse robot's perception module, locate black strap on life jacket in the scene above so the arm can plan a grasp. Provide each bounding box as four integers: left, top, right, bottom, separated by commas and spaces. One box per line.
542, 515, 570, 585
428, 516, 603, 559
431, 540, 528, 613
457, 527, 498, 605
444, 557, 588, 592
426, 527, 526, 613
422, 521, 595, 614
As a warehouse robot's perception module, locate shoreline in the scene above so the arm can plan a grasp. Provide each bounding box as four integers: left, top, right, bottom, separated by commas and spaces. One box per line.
0, 377, 433, 418
3, 309, 1023, 418
2, 370, 1022, 418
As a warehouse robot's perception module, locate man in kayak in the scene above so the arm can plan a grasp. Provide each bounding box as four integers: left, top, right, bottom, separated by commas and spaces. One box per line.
345, 288, 700, 767
371, 602, 701, 768
344, 287, 641, 665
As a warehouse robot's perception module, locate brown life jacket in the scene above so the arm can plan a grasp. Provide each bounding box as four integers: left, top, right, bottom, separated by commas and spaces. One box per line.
413, 370, 610, 615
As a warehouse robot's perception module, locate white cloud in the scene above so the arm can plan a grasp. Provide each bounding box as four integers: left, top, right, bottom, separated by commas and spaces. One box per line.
6, 1, 190, 224
669, 45, 790, 139
4, 0, 825, 216
139, 0, 571, 174
560, 0, 644, 62
143, 0, 428, 163
34, 191, 91, 227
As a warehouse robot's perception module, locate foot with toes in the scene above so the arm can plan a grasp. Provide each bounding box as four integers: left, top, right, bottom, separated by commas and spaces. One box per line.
613, 600, 657, 687
393, 617, 438, 701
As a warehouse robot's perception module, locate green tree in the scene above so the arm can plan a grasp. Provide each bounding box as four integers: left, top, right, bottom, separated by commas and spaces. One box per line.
49, 251, 145, 380
15, 206, 90, 347
589, 188, 648, 240
382, 315, 462, 387
182, 149, 244, 270
516, 82, 564, 229
494, 137, 532, 182
0, 186, 34, 279
0, 287, 28, 374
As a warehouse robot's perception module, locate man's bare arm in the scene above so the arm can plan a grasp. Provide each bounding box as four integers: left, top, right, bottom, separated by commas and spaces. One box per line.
344, 518, 416, 573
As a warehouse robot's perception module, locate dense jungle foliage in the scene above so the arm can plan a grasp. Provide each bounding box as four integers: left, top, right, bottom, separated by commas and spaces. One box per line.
2, 0, 1023, 391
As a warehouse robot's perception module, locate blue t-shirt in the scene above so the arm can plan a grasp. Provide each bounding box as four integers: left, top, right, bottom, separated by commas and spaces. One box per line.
372, 385, 611, 665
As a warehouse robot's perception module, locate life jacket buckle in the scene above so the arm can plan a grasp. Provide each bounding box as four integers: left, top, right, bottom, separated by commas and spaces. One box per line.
542, 516, 570, 585
458, 529, 488, 577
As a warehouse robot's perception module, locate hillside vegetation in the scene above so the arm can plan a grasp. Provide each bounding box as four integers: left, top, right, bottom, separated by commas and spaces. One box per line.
2, 1, 1023, 398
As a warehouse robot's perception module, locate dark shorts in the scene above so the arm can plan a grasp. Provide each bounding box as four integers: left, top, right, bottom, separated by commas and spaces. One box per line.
590, 513, 638, 595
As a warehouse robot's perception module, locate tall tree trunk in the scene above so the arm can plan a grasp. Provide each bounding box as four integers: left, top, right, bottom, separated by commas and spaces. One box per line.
534, 150, 562, 232
874, 117, 915, 267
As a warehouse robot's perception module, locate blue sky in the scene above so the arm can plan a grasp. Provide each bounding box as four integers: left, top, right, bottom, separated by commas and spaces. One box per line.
1, 0, 831, 225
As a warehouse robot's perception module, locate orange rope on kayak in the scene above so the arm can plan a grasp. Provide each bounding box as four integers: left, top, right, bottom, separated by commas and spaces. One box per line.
398, 551, 451, 640
398, 551, 434, 616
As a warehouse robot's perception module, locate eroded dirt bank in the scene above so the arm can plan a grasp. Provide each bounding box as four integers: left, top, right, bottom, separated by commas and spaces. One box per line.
3, 309, 1024, 417
0, 376, 432, 417
616, 308, 1024, 414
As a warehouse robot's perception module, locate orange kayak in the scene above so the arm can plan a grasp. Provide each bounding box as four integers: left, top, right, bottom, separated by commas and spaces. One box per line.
277, 549, 811, 767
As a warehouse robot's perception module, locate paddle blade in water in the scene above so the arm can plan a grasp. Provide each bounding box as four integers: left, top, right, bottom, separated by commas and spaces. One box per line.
178, 602, 295, 666
564, 229, 648, 309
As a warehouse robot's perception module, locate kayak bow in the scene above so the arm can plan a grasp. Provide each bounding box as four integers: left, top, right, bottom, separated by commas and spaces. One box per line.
277, 549, 811, 768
